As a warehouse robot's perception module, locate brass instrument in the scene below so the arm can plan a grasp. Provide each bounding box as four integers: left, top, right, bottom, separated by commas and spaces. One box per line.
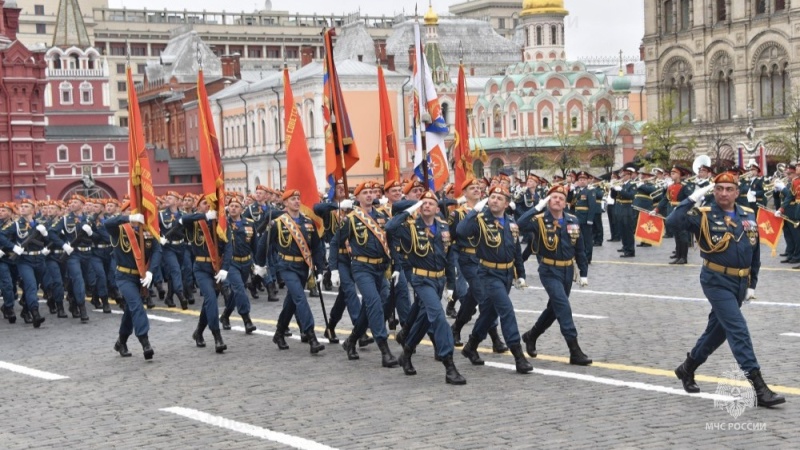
764, 177, 788, 199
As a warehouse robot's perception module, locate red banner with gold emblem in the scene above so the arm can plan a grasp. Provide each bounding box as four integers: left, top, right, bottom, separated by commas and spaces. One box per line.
756, 206, 784, 256
634, 210, 665, 246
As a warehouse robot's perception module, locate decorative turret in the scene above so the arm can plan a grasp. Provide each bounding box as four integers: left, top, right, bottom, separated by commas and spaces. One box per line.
520, 0, 568, 62
424, 1, 439, 41
52, 0, 90, 49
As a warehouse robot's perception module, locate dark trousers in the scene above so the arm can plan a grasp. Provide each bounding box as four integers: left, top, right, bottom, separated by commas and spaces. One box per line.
532, 265, 578, 340
116, 272, 150, 337
328, 262, 362, 327
405, 275, 454, 359
276, 265, 314, 334
619, 210, 635, 254
470, 267, 520, 345
194, 264, 221, 332
592, 212, 604, 244
351, 262, 389, 342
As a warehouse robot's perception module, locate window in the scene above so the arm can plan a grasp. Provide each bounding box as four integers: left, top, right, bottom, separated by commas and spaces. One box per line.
307, 110, 315, 138
130, 45, 146, 57
492, 105, 502, 134
59, 81, 72, 105
36, 24, 46, 34
680, 0, 690, 30
248, 47, 262, 58
490, 158, 504, 176
34, 5, 44, 15
511, 115, 518, 132
137, 64, 146, 74
110, 45, 126, 56
117, 81, 127, 92
756, 0, 766, 14
441, 103, 449, 125
716, 0, 727, 22
274, 117, 280, 143
116, 63, 125, 74
119, 117, 128, 127
542, 116, 550, 130
104, 145, 115, 160
81, 145, 92, 161
57, 145, 68, 162
480, 119, 486, 135
472, 159, 484, 177
498, 18, 505, 29
664, 0, 674, 33
118, 99, 128, 110
285, 47, 299, 59
261, 118, 267, 145
717, 71, 733, 120
571, 116, 579, 129
80, 82, 92, 104
776, 0, 786, 11
551, 25, 557, 45
670, 78, 694, 124
760, 64, 788, 116
536, 26, 542, 45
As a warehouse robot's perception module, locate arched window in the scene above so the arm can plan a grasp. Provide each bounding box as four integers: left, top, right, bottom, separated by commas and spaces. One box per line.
251, 121, 255, 145
680, 0, 691, 30
57, 145, 68, 162
776, 0, 786, 11
571, 116, 579, 129
473, 159, 484, 177
261, 118, 267, 146
59, 81, 73, 105
79, 81, 93, 104
542, 116, 550, 130
307, 110, 315, 138
664, 58, 694, 123
490, 158, 504, 176
716, 0, 727, 22
274, 116, 280, 144
717, 70, 733, 120
104, 144, 115, 160
520, 156, 544, 172
755, 0, 767, 14
760, 64, 787, 116
536, 26, 542, 46
492, 105, 502, 134
664, 0, 674, 33
550, 25, 557, 45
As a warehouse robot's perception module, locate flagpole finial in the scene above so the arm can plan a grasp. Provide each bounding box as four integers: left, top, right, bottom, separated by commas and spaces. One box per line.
459, 40, 463, 65
196, 43, 203, 69
415, 3, 418, 20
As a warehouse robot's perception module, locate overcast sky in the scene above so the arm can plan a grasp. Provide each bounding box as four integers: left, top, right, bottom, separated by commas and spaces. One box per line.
106, 0, 644, 58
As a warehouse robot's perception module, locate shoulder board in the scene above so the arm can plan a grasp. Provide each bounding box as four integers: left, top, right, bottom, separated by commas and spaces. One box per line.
740, 206, 754, 214
435, 217, 448, 225
1, 222, 12, 230
565, 213, 578, 222
245, 218, 255, 223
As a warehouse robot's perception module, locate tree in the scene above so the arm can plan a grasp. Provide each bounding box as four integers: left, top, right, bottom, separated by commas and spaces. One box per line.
771, 92, 800, 164
547, 118, 592, 177
641, 94, 696, 168
593, 105, 627, 173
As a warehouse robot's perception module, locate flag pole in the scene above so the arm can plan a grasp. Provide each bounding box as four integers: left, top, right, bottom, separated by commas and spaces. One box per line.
197, 46, 221, 273
415, 7, 431, 191
323, 28, 349, 195
126, 43, 149, 296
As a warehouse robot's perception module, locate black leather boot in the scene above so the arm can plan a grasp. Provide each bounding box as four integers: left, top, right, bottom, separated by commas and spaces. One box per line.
451, 322, 463, 347
488, 326, 508, 353
192, 324, 206, 347
31, 309, 45, 328
79, 304, 89, 323
219, 308, 232, 330
341, 333, 359, 360
359, 334, 374, 348
445, 300, 457, 319
68, 298, 79, 318
272, 327, 289, 350
566, 338, 592, 365
155, 282, 165, 301
138, 335, 154, 360
211, 329, 227, 353
674, 352, 700, 393
176, 292, 188, 310
164, 293, 176, 308
398, 345, 416, 375
2, 305, 16, 324
376, 339, 398, 368
185, 287, 195, 305
442, 355, 467, 385
114, 334, 132, 357
242, 313, 257, 334
522, 325, 542, 358
324, 324, 339, 343
306, 331, 325, 354
145, 294, 156, 309
101, 296, 111, 313
461, 335, 484, 366
247, 281, 259, 299
56, 302, 67, 318
509, 343, 533, 374
267, 282, 279, 302
746, 369, 786, 407
46, 296, 57, 314
394, 328, 407, 346
91, 293, 101, 309
323, 270, 333, 291
21, 307, 33, 324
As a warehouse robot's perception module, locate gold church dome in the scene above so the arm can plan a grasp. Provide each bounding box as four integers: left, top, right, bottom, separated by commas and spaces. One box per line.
521, 0, 568, 17
424, 2, 439, 25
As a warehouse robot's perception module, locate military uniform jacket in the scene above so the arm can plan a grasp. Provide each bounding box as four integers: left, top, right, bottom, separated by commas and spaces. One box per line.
658, 181, 691, 215
573, 186, 599, 225
778, 185, 799, 220
313, 201, 347, 243
51, 212, 92, 248
159, 208, 185, 244
89, 215, 112, 254
633, 181, 659, 211
455, 208, 525, 279
736, 178, 751, 206
448, 205, 475, 253
386, 211, 456, 287
750, 177, 766, 206
181, 213, 233, 272
666, 200, 760, 289
615, 181, 637, 217
334, 207, 392, 263
104, 215, 163, 274
517, 208, 588, 278
228, 216, 257, 259
257, 213, 325, 275
1, 217, 53, 253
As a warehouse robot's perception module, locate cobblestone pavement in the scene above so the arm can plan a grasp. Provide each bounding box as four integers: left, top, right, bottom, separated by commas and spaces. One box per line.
2, 219, 799, 448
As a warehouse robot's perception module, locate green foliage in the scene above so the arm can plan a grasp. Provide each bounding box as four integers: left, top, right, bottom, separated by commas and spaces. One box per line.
547, 121, 592, 177
641, 94, 696, 167
769, 93, 800, 164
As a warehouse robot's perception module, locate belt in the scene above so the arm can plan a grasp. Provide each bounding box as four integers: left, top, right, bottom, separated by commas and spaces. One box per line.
635, 194, 652, 199
95, 244, 110, 249
703, 260, 750, 278
617, 200, 632, 204
117, 266, 140, 276
480, 259, 514, 270
196, 256, 213, 263
233, 255, 252, 263
461, 247, 476, 254
339, 248, 349, 254
76, 246, 91, 252
353, 256, 386, 264
23, 251, 42, 256
53, 249, 63, 255
574, 206, 588, 211
280, 254, 305, 262
412, 267, 445, 278
670, 201, 679, 206
541, 257, 574, 267
170, 240, 184, 245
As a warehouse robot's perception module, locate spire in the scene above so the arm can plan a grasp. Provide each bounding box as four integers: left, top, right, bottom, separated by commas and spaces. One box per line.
52, 0, 91, 48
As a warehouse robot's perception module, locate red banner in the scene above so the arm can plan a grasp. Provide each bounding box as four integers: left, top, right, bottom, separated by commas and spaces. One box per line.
197, 68, 227, 243
376, 65, 400, 186
756, 207, 784, 256
453, 64, 472, 197
634, 210, 664, 246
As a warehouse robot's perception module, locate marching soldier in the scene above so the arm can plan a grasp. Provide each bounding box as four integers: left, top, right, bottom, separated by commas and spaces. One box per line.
517, 185, 592, 366
87, 199, 113, 313
156, 191, 189, 309
456, 185, 532, 374
572, 171, 598, 263
0, 204, 18, 323
52, 195, 95, 321
613, 167, 637, 257
633, 170, 659, 248
43, 202, 68, 318
656, 166, 693, 264
667, 172, 785, 407
104, 212, 162, 360
385, 191, 466, 385
219, 197, 257, 334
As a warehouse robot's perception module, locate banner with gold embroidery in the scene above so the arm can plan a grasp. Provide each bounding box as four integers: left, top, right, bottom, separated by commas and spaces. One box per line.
634, 210, 665, 246
756, 206, 784, 257
278, 215, 314, 270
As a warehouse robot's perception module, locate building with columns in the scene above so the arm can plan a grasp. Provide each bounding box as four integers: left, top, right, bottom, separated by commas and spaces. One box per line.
643, 0, 799, 169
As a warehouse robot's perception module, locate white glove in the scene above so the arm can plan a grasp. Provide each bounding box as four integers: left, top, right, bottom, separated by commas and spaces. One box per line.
457, 196, 466, 205
339, 199, 354, 210
379, 197, 389, 206
316, 273, 324, 286
773, 180, 785, 191
159, 237, 168, 245
0, 249, 4, 258
391, 270, 400, 286
140, 271, 153, 288
41, 247, 51, 256
62, 243, 74, 255
514, 277, 527, 290
406, 201, 423, 215
205, 210, 218, 221
81, 224, 93, 236
509, 201, 516, 211
253, 265, 267, 278
443, 289, 453, 302
214, 269, 228, 283
12, 245, 24, 256
774, 210, 782, 218
579, 277, 588, 287
613, 185, 623, 192
606, 197, 615, 205
587, 221, 593, 225
534, 195, 550, 212
129, 213, 144, 224
689, 184, 714, 203
745, 288, 756, 302
474, 198, 489, 211
746, 190, 756, 203
36, 224, 48, 236
649, 209, 658, 216
330, 269, 340, 287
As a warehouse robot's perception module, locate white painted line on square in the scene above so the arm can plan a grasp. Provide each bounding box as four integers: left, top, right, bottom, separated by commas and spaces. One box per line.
92, 309, 181, 323
230, 326, 332, 344
515, 309, 607, 319
0, 361, 69, 381
780, 333, 800, 337
160, 406, 337, 450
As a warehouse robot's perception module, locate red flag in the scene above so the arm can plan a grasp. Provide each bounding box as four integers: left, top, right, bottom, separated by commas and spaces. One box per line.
376, 65, 400, 186
634, 210, 664, 246
125, 66, 160, 240
283, 67, 323, 234
197, 68, 227, 243
323, 28, 360, 197
453, 64, 472, 197
756, 207, 785, 256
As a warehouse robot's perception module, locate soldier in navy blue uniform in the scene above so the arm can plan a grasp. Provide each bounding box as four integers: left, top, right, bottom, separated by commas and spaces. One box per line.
255, 189, 326, 354
667, 172, 785, 407
456, 185, 532, 374
244, 185, 277, 300
518, 185, 592, 365
656, 166, 693, 264
219, 197, 258, 334
104, 212, 162, 360
182, 197, 233, 354
572, 171, 598, 263
613, 167, 637, 257
86, 200, 114, 313
51, 195, 95, 322
333, 181, 398, 366
1, 198, 55, 328
0, 203, 19, 323
385, 190, 466, 385
319, 193, 357, 344
746, 163, 767, 210
155, 191, 189, 309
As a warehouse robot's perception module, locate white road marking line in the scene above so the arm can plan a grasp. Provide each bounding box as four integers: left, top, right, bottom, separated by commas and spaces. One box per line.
484, 362, 735, 402
92, 309, 181, 323
515, 309, 607, 319
160, 406, 338, 450
230, 326, 332, 344
780, 333, 800, 337
0, 361, 69, 381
